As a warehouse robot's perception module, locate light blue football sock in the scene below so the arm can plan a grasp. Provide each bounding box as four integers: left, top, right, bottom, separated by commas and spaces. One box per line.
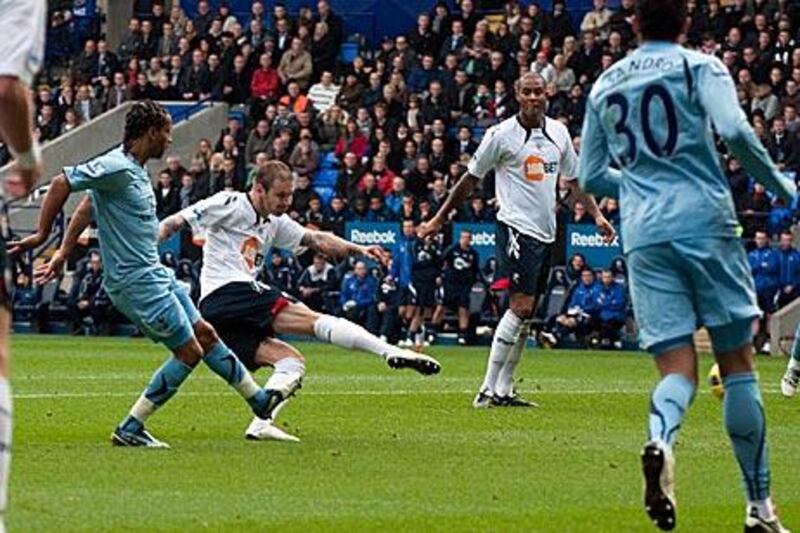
723, 372, 771, 501
120, 356, 194, 433
203, 342, 267, 413
648, 373, 695, 447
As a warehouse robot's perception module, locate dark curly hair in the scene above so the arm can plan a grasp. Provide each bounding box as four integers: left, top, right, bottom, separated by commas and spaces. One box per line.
635, 0, 687, 42
123, 100, 171, 149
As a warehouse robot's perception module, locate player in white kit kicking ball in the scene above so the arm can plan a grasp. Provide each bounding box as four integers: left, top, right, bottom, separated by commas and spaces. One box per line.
45, 161, 442, 441
420, 72, 614, 407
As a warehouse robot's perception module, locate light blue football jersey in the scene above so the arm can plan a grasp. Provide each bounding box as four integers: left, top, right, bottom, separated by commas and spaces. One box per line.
64, 146, 166, 290
578, 41, 796, 253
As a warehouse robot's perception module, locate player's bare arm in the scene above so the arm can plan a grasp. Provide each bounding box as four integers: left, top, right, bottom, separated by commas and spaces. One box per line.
158, 212, 188, 243
34, 195, 93, 285
301, 229, 387, 263
8, 174, 71, 255
419, 171, 480, 237
562, 178, 616, 243
0, 76, 41, 197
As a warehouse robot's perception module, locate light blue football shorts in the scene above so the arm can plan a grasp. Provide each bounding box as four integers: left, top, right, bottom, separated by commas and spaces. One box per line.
626, 237, 760, 355
106, 267, 201, 350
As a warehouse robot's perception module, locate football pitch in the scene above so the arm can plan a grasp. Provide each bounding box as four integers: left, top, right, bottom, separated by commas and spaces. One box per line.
8, 335, 800, 532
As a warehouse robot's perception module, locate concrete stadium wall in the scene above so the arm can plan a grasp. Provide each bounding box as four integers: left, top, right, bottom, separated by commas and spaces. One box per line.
770, 297, 800, 357
2, 101, 229, 234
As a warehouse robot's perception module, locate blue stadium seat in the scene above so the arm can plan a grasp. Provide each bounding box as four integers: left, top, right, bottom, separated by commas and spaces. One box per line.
314, 186, 335, 206
321, 151, 339, 170
340, 42, 360, 64
314, 169, 339, 188
228, 109, 246, 125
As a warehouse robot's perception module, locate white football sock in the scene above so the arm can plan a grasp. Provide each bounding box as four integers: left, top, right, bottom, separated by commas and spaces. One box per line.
265, 357, 305, 397
480, 310, 522, 394
788, 357, 800, 371
495, 322, 531, 398
314, 315, 391, 358
749, 497, 776, 520
0, 379, 11, 513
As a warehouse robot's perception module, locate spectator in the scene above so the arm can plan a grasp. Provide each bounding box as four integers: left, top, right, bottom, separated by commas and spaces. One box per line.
311, 21, 338, 81
531, 51, 556, 84
222, 54, 252, 105
367, 194, 394, 222
74, 85, 102, 123
323, 195, 349, 237
118, 18, 144, 63
571, 200, 595, 225
566, 253, 588, 284
335, 118, 369, 160
298, 253, 337, 312
540, 268, 600, 348
340, 261, 378, 329
777, 231, 800, 308
71, 252, 114, 335
308, 71, 340, 114
250, 52, 280, 109
317, 105, 345, 151
279, 80, 311, 114
595, 270, 627, 348
749, 230, 781, 314
278, 37, 313, 90
431, 229, 481, 346
739, 182, 771, 241
151, 73, 180, 101
154, 170, 180, 220
245, 119, 272, 165
179, 48, 211, 100
289, 130, 320, 178
580, 0, 613, 41
264, 251, 297, 295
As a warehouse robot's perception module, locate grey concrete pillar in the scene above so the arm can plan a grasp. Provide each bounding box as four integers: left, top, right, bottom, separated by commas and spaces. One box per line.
105, 1, 134, 51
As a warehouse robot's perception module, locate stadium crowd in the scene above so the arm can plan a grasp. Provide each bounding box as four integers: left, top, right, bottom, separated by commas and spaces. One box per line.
8, 0, 800, 349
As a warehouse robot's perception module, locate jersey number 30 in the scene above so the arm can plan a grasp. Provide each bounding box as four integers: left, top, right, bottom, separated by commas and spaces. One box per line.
606, 85, 678, 166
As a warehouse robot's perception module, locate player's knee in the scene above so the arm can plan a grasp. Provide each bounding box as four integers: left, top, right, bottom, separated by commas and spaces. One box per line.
509, 299, 535, 319
194, 320, 219, 350
0, 77, 18, 101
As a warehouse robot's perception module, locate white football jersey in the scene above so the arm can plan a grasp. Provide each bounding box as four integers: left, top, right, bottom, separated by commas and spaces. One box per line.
467, 115, 577, 242
181, 191, 306, 301
0, 0, 46, 86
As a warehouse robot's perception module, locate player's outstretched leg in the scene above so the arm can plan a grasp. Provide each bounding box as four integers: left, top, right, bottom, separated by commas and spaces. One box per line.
245, 339, 305, 442
780, 323, 800, 397
309, 313, 441, 375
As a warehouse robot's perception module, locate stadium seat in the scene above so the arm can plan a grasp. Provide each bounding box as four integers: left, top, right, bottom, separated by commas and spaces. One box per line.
314, 169, 339, 188
340, 42, 360, 64
314, 186, 335, 206
320, 152, 339, 170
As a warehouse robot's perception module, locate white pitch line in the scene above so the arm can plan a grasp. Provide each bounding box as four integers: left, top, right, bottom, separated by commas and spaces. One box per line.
11, 388, 785, 399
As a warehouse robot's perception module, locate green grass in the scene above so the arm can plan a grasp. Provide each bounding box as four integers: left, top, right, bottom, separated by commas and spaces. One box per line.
7, 335, 800, 531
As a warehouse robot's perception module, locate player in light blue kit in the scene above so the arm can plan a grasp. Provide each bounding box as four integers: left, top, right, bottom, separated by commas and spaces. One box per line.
577, 1, 792, 531
11, 102, 290, 448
